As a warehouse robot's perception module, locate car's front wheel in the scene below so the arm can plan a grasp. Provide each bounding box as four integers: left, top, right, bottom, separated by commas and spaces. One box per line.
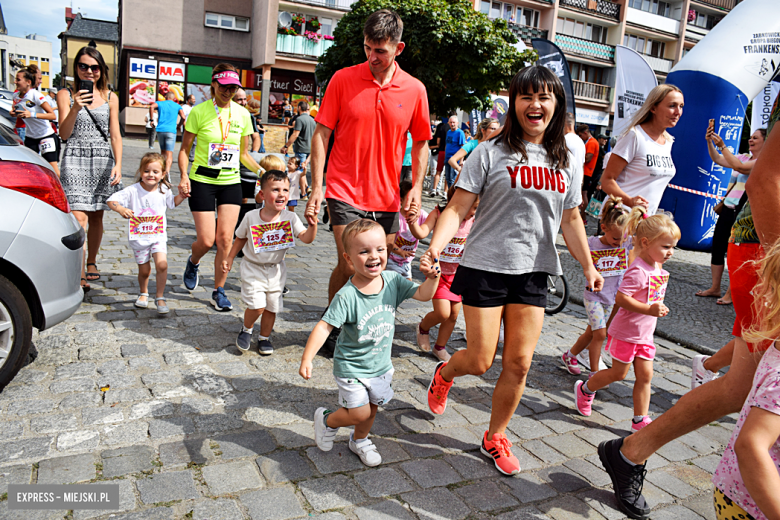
0, 275, 32, 391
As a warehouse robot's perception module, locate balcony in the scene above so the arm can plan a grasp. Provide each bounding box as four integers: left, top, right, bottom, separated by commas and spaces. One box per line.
626, 7, 681, 34
643, 54, 674, 74
559, 0, 621, 21
508, 23, 548, 46
276, 33, 335, 59
555, 34, 615, 62
282, 0, 354, 11
685, 24, 709, 42
691, 0, 736, 9
572, 79, 612, 103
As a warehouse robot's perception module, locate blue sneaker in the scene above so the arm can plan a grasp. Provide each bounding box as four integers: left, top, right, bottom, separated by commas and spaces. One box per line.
212, 287, 232, 311
183, 256, 199, 291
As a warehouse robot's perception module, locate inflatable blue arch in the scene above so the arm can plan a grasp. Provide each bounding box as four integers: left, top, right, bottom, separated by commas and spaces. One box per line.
659, 0, 780, 251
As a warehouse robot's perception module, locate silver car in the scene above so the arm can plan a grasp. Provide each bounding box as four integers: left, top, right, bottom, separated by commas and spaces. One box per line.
0, 122, 84, 390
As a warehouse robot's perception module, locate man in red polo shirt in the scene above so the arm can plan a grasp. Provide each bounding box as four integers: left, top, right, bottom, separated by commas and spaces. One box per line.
577, 124, 600, 218
305, 8, 432, 348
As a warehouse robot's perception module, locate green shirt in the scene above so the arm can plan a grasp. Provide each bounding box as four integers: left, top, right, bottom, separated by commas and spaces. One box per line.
185, 100, 254, 185
323, 271, 418, 378
730, 201, 759, 245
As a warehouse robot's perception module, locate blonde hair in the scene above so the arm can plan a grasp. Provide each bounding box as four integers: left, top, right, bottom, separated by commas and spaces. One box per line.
625, 207, 681, 247
475, 117, 498, 141
619, 84, 683, 141
600, 196, 631, 238
134, 152, 170, 192
744, 240, 780, 345
259, 155, 285, 172
342, 219, 384, 252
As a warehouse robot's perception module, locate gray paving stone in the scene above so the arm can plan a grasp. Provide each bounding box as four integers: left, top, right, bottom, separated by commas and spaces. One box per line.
683, 494, 717, 520
354, 467, 414, 497
101, 445, 154, 478
400, 458, 462, 488
159, 438, 214, 467
102, 422, 149, 446
370, 437, 410, 463
57, 430, 101, 451
103, 388, 152, 405
256, 450, 315, 484
73, 479, 137, 519
692, 454, 721, 474
402, 487, 471, 520
194, 413, 243, 433
655, 440, 699, 462
30, 413, 79, 434
0, 464, 32, 494
649, 505, 706, 520
83, 407, 125, 425
213, 429, 277, 459
573, 427, 619, 447
538, 495, 607, 519
537, 465, 590, 493
0, 437, 52, 463
536, 410, 585, 434
192, 498, 244, 520
5, 398, 58, 416
55, 363, 97, 379
1, 421, 24, 440
494, 506, 551, 519
678, 430, 721, 455
37, 453, 96, 484
508, 416, 555, 440
504, 473, 558, 503
306, 443, 365, 474
59, 392, 103, 410
646, 470, 699, 498
395, 433, 447, 458
121, 343, 150, 357
97, 359, 128, 375
135, 470, 199, 504
299, 474, 366, 511
563, 458, 610, 487
149, 417, 196, 438
354, 499, 415, 520
141, 370, 182, 387
577, 488, 625, 520
455, 480, 519, 511
241, 486, 306, 520
593, 401, 634, 422
128, 357, 161, 371
543, 433, 595, 458
104, 506, 173, 520
522, 440, 567, 465
202, 460, 264, 495
444, 451, 499, 479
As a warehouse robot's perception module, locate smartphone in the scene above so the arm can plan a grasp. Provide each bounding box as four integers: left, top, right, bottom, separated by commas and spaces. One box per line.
708, 118, 715, 130
81, 80, 94, 95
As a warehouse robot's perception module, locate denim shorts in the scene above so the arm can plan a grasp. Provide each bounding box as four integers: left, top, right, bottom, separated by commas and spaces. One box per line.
158, 132, 176, 152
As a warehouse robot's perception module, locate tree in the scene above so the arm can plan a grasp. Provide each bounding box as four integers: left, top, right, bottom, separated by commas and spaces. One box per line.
316, 0, 537, 116
53, 73, 62, 88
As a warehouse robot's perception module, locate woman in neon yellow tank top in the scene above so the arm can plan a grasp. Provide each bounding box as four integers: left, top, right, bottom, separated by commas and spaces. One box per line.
178, 63, 262, 311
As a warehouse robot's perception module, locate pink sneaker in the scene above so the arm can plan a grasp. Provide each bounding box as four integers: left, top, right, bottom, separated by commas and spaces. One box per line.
631, 416, 652, 431
574, 380, 594, 417
561, 352, 581, 375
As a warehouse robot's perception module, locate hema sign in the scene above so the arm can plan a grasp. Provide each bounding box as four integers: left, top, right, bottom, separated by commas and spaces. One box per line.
159, 62, 185, 81
129, 58, 157, 79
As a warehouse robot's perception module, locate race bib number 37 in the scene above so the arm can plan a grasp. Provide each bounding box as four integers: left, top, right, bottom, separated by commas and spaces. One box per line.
440, 237, 467, 264
208, 143, 240, 169
129, 215, 164, 239
648, 274, 669, 304
251, 221, 295, 253
591, 248, 627, 277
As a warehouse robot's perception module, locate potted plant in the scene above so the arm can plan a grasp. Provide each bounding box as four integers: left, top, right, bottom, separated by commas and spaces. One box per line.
687, 9, 696, 23
292, 13, 305, 34
304, 31, 323, 55
323, 34, 335, 51
307, 16, 321, 32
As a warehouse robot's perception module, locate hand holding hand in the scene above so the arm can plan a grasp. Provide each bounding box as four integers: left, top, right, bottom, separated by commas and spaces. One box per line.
222, 259, 233, 273
299, 360, 312, 380
419, 255, 440, 279
305, 190, 322, 226
179, 175, 191, 198
649, 303, 669, 317
629, 196, 649, 210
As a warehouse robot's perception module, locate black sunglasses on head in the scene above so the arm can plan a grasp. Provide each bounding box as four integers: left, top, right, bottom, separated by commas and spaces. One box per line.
77, 63, 100, 73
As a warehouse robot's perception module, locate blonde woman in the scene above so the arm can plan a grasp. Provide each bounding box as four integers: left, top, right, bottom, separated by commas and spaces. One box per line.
447, 117, 500, 173
601, 84, 684, 214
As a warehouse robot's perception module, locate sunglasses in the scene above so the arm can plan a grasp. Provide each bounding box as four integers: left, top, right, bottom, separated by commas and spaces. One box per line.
77, 63, 101, 73
217, 84, 239, 93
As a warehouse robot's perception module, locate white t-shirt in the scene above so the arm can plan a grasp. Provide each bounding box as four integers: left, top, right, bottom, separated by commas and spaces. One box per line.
13, 89, 54, 139
235, 209, 306, 265
612, 126, 675, 214
456, 139, 582, 276
181, 104, 193, 122
107, 183, 176, 247
565, 132, 586, 170
288, 169, 302, 201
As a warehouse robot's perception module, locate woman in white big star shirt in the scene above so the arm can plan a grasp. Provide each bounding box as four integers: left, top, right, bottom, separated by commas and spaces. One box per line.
11, 68, 59, 175
601, 84, 684, 214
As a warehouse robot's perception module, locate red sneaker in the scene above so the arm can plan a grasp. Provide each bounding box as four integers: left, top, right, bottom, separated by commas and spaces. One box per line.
427, 361, 453, 415
481, 431, 520, 475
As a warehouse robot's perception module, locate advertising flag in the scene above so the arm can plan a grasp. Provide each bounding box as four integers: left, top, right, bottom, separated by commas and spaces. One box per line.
531, 39, 576, 119
614, 45, 658, 138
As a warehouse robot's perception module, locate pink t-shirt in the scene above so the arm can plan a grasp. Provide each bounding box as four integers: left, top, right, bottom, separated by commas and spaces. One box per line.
607, 257, 668, 345
713, 344, 780, 520
434, 206, 474, 276
390, 209, 428, 265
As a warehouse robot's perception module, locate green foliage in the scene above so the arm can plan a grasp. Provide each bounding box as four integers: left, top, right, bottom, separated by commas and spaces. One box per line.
316, 0, 537, 116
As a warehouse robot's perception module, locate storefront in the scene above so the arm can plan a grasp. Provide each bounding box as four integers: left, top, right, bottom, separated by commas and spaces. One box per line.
265, 68, 318, 124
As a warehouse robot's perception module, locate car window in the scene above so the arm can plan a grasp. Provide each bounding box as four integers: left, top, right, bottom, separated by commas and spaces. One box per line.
0, 120, 22, 145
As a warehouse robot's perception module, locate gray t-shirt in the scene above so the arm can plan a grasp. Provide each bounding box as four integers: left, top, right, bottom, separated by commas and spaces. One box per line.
293, 113, 316, 154
323, 271, 418, 378
455, 140, 582, 275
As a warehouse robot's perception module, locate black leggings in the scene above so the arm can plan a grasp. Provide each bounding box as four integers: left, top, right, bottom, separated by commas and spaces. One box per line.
711, 206, 737, 266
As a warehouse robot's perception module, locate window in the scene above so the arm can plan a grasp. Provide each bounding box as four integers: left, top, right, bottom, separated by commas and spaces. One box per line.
490, 2, 501, 19
29, 56, 37, 61
521, 8, 540, 28
570, 63, 605, 84
503, 4, 513, 21
480, 1, 490, 15
42, 71, 49, 76
204, 12, 249, 32
623, 34, 666, 57
691, 12, 721, 29
41, 57, 49, 62
557, 18, 608, 43
17, 54, 26, 60
320, 17, 334, 37
630, 0, 674, 18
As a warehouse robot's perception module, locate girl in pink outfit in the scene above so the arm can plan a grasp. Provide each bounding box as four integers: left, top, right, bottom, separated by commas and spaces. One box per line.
410, 185, 478, 362
574, 208, 680, 432
712, 241, 780, 520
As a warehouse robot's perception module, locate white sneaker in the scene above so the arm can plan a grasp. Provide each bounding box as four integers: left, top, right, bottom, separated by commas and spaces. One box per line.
576, 350, 607, 371
314, 407, 338, 452
691, 354, 720, 390
349, 433, 382, 467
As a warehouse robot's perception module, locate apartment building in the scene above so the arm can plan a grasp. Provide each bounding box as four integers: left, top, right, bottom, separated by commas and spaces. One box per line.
59, 9, 119, 91
1, 34, 53, 92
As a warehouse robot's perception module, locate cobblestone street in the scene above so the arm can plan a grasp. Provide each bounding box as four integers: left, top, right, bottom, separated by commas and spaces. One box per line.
0, 139, 736, 520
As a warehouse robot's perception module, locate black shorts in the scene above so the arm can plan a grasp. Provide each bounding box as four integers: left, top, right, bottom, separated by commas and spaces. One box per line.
326, 198, 400, 235
581, 173, 599, 195
25, 134, 60, 164
450, 265, 548, 308
188, 179, 242, 212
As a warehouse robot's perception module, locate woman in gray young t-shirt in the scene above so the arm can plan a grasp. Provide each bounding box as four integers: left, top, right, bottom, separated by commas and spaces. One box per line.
422, 66, 604, 476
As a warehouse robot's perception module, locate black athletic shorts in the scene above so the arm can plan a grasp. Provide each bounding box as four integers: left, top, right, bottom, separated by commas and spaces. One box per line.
188, 179, 242, 212
450, 265, 548, 308
326, 198, 400, 235
25, 134, 60, 164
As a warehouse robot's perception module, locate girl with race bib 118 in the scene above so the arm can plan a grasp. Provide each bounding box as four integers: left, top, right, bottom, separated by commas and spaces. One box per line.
106, 153, 186, 314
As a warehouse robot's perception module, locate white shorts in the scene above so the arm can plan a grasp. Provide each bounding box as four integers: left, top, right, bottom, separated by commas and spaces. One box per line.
131, 241, 167, 264
240, 260, 285, 312
584, 299, 612, 331
386, 258, 412, 279
335, 368, 394, 409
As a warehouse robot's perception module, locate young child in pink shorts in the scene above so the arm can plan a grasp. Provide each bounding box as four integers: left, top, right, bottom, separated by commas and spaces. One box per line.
573, 208, 680, 432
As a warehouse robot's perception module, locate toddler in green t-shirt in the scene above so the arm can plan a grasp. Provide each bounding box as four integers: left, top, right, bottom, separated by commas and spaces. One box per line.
299, 219, 440, 466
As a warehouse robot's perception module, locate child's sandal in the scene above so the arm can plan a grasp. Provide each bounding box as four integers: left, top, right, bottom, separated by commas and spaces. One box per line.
134, 293, 149, 308
155, 297, 169, 314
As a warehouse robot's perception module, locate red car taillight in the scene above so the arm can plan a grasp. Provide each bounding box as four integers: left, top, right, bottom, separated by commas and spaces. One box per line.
0, 161, 70, 213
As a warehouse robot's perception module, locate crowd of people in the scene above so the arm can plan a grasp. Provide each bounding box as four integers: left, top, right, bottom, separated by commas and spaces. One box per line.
22, 10, 780, 520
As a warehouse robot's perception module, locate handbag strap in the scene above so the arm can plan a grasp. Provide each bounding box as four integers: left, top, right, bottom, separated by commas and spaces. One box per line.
68, 87, 110, 142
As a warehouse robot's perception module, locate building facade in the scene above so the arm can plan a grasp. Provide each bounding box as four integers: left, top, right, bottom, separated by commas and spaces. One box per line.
58, 9, 119, 91
0, 34, 53, 92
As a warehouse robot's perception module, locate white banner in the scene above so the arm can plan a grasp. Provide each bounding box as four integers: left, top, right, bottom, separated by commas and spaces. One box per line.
751, 80, 780, 131
129, 58, 157, 80
576, 108, 610, 126
614, 45, 658, 137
